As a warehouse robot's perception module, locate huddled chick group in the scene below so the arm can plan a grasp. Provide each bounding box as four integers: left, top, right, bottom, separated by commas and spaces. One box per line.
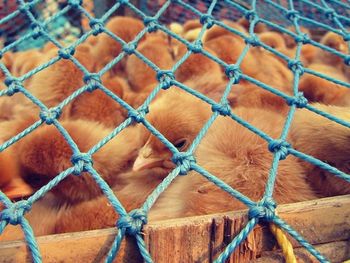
1, 16, 350, 240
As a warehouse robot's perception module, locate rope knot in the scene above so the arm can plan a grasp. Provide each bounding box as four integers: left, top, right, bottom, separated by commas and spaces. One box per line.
171, 152, 196, 175
287, 59, 304, 75
156, 70, 174, 90
89, 19, 105, 36
83, 73, 101, 92
294, 33, 309, 44
58, 47, 75, 59
200, 14, 214, 28
67, 0, 82, 7
212, 101, 231, 116
324, 9, 337, 20
18, 3, 30, 13
268, 139, 290, 160
128, 107, 148, 123
248, 198, 276, 221
119, 0, 129, 4
344, 55, 350, 66
143, 17, 158, 32
343, 33, 350, 42
71, 152, 93, 175
286, 92, 308, 108
245, 35, 260, 47
188, 40, 203, 53
1, 200, 31, 225
224, 64, 242, 83
31, 23, 45, 39
245, 10, 258, 22
39, 108, 61, 125
122, 43, 136, 55
117, 209, 147, 235
286, 10, 300, 21
4, 77, 21, 96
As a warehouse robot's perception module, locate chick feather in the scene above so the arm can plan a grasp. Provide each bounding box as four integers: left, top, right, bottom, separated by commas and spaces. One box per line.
91, 16, 144, 74
70, 75, 127, 127
299, 32, 350, 105
125, 33, 174, 92
14, 119, 144, 204
290, 103, 350, 197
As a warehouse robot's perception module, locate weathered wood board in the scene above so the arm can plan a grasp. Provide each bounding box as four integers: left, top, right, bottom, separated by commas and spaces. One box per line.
0, 195, 349, 262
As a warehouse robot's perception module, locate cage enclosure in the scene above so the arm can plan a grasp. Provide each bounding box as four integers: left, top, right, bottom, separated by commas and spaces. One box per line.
0, 0, 350, 262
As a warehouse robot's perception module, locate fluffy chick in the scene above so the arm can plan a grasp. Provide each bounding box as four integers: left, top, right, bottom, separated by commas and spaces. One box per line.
70, 75, 128, 128
130, 92, 318, 220
0, 143, 15, 188
0, 149, 32, 200
0, 100, 38, 145
4, 103, 318, 236
122, 90, 150, 109
125, 33, 174, 92
229, 82, 288, 113
0, 193, 67, 241
299, 32, 350, 105
170, 28, 227, 101
203, 28, 293, 94
203, 19, 247, 43
0, 52, 13, 90
247, 46, 293, 93
314, 31, 348, 66
14, 119, 144, 204
0, 101, 34, 200
52, 166, 166, 234
91, 16, 144, 74
0, 96, 20, 121
259, 31, 317, 66
0, 167, 165, 240
183, 19, 202, 33
0, 51, 13, 74
299, 64, 349, 105
204, 34, 254, 73
290, 103, 350, 196
175, 41, 223, 89
133, 88, 211, 172
237, 17, 267, 33
11, 49, 42, 78
132, 84, 288, 178
282, 26, 311, 48
27, 44, 93, 117
149, 108, 318, 220
0, 116, 148, 241
4, 100, 344, 238
212, 39, 293, 112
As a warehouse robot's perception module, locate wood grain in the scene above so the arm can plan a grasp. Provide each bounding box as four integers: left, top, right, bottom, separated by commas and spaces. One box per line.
254, 240, 350, 263
0, 195, 349, 262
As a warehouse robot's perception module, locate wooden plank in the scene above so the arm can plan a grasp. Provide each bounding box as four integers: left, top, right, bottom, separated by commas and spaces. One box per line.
253, 240, 350, 263
0, 195, 349, 262
276, 196, 350, 247
144, 194, 350, 262
0, 228, 142, 263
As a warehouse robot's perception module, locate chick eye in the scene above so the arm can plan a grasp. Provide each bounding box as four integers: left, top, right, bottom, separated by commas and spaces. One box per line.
174, 138, 188, 150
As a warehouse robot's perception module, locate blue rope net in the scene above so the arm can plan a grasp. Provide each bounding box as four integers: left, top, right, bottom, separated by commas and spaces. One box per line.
141, 0, 350, 28
0, 0, 82, 51
0, 0, 349, 262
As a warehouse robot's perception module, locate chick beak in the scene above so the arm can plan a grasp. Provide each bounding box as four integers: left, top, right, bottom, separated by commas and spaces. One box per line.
132, 147, 164, 171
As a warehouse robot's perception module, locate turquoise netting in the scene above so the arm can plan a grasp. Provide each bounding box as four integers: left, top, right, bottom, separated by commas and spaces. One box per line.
0, 0, 350, 262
